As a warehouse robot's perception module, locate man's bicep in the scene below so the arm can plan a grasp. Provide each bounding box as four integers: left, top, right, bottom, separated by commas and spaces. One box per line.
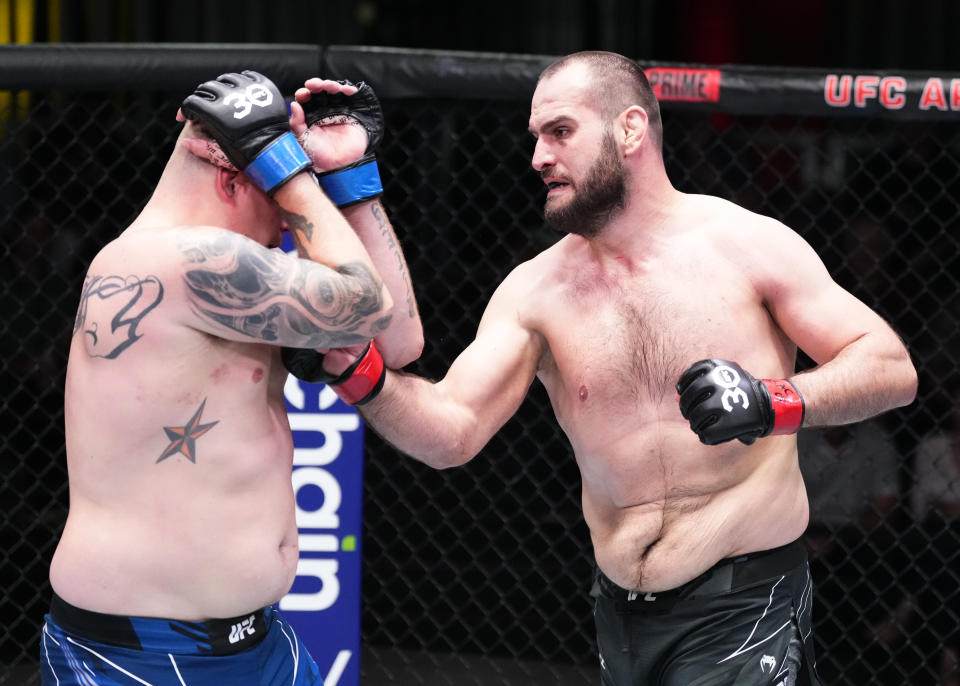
763, 235, 891, 364
359, 318, 541, 469
176, 230, 388, 348
439, 317, 544, 439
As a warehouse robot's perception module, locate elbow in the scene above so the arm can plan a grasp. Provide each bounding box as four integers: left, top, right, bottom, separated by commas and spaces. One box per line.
406, 327, 426, 364
426, 422, 480, 470
412, 447, 472, 471
898, 355, 919, 407
430, 447, 475, 471
374, 315, 425, 369
882, 344, 918, 409
383, 330, 425, 370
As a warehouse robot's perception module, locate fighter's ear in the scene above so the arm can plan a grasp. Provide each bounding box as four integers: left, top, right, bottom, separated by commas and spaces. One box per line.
622, 105, 649, 155
214, 167, 243, 204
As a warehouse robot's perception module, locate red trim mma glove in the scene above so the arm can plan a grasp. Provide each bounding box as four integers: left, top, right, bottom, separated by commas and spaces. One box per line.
282, 342, 386, 406
676, 359, 804, 446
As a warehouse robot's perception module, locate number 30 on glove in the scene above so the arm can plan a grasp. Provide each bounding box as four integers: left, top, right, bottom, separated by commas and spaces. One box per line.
676, 359, 804, 446
180, 70, 310, 195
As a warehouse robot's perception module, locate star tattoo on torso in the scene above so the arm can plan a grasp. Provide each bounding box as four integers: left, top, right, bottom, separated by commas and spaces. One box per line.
156, 399, 219, 463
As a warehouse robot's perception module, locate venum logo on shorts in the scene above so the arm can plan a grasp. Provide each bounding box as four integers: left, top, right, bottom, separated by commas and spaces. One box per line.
712, 365, 751, 413
760, 654, 777, 674
228, 614, 257, 644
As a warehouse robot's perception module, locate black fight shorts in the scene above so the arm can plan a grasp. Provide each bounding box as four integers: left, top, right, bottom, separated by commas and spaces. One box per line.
592, 539, 823, 686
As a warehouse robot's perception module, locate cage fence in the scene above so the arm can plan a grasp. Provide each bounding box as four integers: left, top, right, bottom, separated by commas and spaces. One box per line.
1, 46, 958, 686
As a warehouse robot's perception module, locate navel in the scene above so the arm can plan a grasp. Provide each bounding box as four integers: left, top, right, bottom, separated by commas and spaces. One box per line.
252, 367, 264, 383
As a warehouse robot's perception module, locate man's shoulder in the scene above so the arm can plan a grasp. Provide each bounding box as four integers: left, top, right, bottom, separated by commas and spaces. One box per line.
99, 225, 241, 263
677, 194, 799, 257
498, 239, 573, 296
684, 193, 782, 229
82, 224, 242, 300
479, 248, 566, 330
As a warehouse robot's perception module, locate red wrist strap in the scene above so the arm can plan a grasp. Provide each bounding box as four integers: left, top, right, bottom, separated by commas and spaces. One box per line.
332, 340, 386, 405
761, 379, 805, 435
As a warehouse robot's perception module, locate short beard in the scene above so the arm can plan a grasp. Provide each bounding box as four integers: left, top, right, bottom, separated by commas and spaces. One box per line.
544, 133, 626, 238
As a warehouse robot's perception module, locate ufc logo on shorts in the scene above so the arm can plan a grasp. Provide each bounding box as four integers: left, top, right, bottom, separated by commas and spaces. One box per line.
228, 614, 257, 644
224, 84, 274, 119
712, 365, 750, 412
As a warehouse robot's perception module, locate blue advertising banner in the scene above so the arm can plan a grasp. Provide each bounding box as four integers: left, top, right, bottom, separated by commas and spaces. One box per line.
279, 355, 364, 685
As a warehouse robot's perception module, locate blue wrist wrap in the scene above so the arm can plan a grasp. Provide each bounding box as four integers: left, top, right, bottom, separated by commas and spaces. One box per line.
317, 158, 383, 207
244, 132, 311, 194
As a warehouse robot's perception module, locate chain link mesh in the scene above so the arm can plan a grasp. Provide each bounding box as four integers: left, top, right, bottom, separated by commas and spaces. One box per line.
1, 65, 958, 686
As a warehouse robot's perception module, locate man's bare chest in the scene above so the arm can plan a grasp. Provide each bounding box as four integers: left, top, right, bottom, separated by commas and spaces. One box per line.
537, 277, 753, 421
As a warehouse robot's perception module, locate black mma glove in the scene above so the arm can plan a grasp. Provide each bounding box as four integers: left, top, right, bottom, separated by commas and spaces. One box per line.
180, 70, 310, 194
282, 342, 386, 406
302, 80, 384, 207
676, 359, 804, 446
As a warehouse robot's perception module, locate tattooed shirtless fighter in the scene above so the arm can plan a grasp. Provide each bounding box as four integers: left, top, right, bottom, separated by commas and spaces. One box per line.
40, 71, 421, 685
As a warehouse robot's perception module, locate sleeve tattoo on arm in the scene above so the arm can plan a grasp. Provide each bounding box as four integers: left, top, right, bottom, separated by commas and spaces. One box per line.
180, 233, 388, 347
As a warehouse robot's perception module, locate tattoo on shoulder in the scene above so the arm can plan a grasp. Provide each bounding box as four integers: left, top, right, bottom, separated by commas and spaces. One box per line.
74, 274, 164, 359
180, 233, 384, 347
156, 398, 219, 464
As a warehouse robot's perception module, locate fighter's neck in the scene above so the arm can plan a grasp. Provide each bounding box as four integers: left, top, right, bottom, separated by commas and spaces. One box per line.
587, 186, 686, 256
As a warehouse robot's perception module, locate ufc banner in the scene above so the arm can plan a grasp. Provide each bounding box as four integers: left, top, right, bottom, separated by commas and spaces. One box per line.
276, 237, 363, 686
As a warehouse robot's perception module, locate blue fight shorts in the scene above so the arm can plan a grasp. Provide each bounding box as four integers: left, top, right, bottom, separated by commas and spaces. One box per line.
40, 593, 323, 685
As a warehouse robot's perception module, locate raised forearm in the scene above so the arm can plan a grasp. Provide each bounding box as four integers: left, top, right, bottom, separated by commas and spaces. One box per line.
341, 199, 423, 368
276, 175, 381, 275
359, 370, 485, 469
276, 176, 393, 339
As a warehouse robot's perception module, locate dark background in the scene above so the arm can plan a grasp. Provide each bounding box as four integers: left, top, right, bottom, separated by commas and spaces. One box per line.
24, 0, 960, 72
4, 2, 960, 686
